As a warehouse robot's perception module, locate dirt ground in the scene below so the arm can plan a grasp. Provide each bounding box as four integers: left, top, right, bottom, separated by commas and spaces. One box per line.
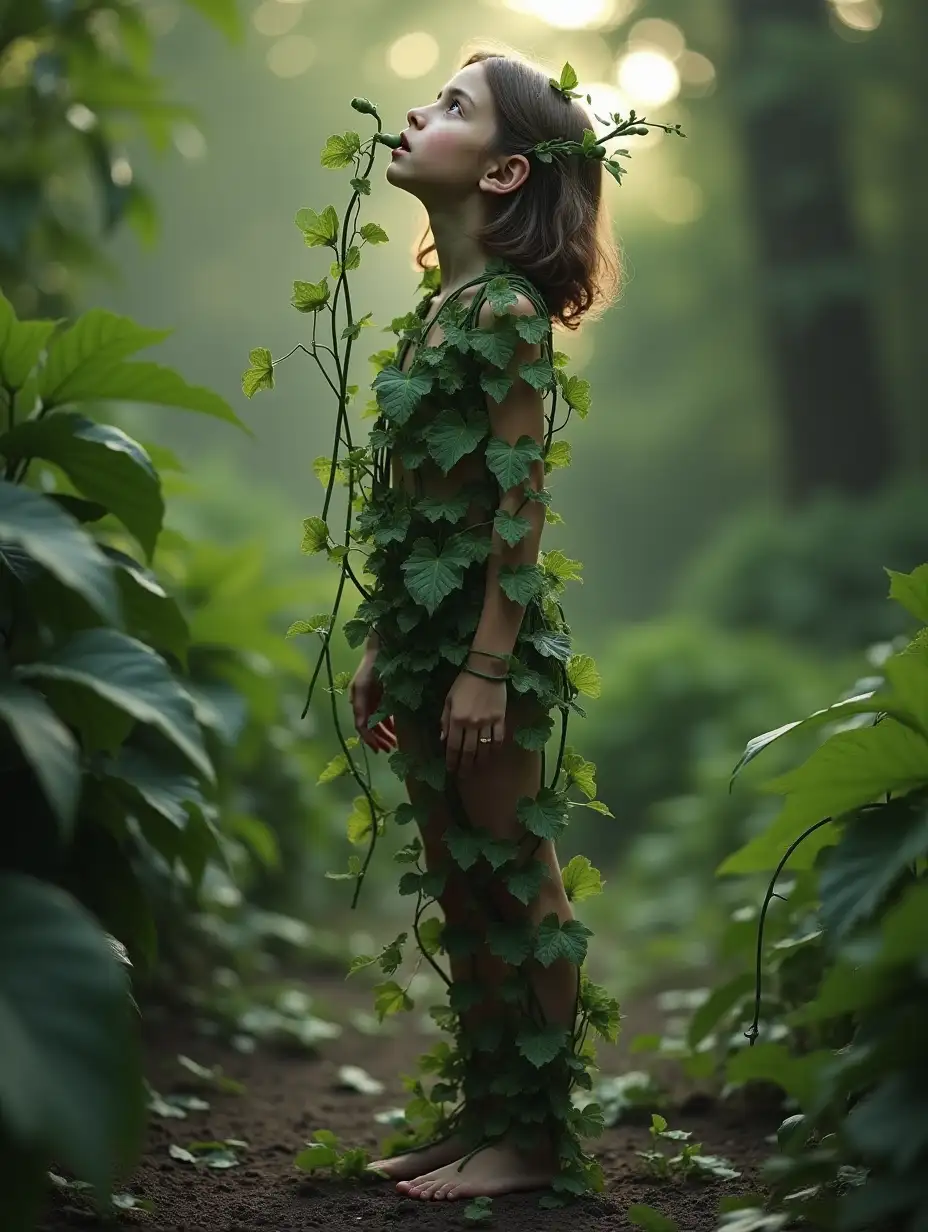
40, 969, 779, 1232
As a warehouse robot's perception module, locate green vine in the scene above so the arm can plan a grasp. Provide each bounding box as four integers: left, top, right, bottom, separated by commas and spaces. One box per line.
243, 75, 677, 1204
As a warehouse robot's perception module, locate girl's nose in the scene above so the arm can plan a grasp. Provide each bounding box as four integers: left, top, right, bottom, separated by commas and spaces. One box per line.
406, 107, 424, 129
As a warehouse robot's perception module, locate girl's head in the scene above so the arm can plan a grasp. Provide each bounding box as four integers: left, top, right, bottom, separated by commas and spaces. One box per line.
386, 50, 619, 329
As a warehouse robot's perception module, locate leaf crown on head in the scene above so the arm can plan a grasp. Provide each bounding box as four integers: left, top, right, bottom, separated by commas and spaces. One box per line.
541, 61, 686, 186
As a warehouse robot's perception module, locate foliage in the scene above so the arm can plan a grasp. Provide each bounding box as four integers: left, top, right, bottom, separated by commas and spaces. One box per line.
675, 481, 928, 654
635, 1112, 740, 1184
0, 0, 239, 315
244, 90, 636, 1205
677, 565, 928, 1231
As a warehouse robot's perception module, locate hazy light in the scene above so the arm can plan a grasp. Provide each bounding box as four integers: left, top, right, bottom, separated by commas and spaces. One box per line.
252, 0, 302, 36
110, 156, 133, 187
66, 103, 97, 132
653, 176, 704, 225
616, 49, 680, 108
627, 18, 686, 61
266, 33, 316, 77
173, 123, 207, 160
678, 50, 716, 92
831, 0, 882, 31
145, 3, 179, 34
502, 0, 620, 30
584, 82, 632, 127
387, 32, 440, 79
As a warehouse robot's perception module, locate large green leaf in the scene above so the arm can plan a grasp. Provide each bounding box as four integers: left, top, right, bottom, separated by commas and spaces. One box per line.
105, 548, 190, 664
183, 0, 242, 40
15, 628, 214, 783
887, 565, 928, 625
883, 651, 928, 740
0, 413, 163, 559
39, 309, 170, 406
425, 409, 488, 473
0, 294, 56, 389
0, 873, 144, 1200
0, 480, 120, 625
372, 366, 433, 425
720, 722, 928, 875
517, 787, 569, 839
819, 798, 928, 938
401, 537, 471, 614
101, 746, 202, 832
485, 435, 543, 489
0, 680, 80, 835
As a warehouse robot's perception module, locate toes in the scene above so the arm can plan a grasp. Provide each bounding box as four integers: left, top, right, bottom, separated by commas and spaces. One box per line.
436, 1181, 457, 1200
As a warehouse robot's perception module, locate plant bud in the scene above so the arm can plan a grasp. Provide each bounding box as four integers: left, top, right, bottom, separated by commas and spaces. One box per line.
376, 132, 403, 149
590, 144, 607, 159
351, 97, 379, 116
632, 125, 649, 136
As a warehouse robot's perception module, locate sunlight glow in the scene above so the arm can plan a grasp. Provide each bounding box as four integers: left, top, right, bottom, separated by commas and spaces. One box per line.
583, 82, 632, 129
678, 50, 716, 93
615, 49, 680, 108
501, 0, 632, 31
653, 177, 704, 225
266, 34, 316, 78
173, 123, 207, 161
388, 32, 440, 79
627, 18, 686, 61
252, 1, 302, 37
830, 0, 882, 31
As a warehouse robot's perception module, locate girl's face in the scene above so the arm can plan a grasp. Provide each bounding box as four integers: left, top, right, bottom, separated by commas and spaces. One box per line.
386, 62, 499, 201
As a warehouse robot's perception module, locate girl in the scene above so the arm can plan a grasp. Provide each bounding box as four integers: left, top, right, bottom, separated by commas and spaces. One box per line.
348, 49, 619, 1203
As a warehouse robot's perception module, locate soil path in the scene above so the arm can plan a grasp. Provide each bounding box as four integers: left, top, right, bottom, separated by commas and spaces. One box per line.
41, 970, 777, 1232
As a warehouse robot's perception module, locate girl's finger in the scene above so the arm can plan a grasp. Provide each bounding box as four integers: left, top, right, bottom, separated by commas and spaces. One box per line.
492, 717, 506, 746
446, 721, 464, 772
458, 727, 478, 775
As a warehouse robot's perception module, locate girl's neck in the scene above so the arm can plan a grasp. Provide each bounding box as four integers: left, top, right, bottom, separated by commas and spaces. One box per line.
426, 198, 491, 298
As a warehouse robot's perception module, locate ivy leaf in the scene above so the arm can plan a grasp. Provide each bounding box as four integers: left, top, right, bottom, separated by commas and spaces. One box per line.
571, 1102, 606, 1139
346, 796, 374, 845
499, 564, 546, 606
242, 347, 274, 397
543, 549, 583, 588
372, 366, 433, 426
443, 824, 485, 872
331, 246, 361, 277
514, 717, 554, 751
561, 855, 604, 902
425, 409, 489, 474
493, 509, 531, 547
360, 222, 389, 244
627, 1205, 680, 1232
545, 440, 572, 472
516, 1023, 570, 1068
291, 278, 330, 313
300, 516, 329, 554
372, 506, 411, 546
401, 537, 471, 614
525, 630, 572, 661
514, 314, 550, 344
415, 492, 470, 524
568, 653, 601, 697
485, 276, 518, 315
417, 917, 444, 957
485, 436, 543, 489
563, 747, 597, 798
505, 859, 549, 905
535, 915, 593, 967
320, 131, 362, 168
486, 920, 534, 966
468, 324, 517, 370
374, 981, 413, 1021
561, 374, 591, 417
519, 358, 555, 391
480, 372, 513, 403
517, 788, 569, 840
482, 838, 520, 870
350, 176, 371, 195
295, 205, 339, 247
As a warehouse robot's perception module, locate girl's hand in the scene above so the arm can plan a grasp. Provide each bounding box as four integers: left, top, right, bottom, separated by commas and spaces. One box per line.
349, 651, 397, 753
441, 671, 507, 775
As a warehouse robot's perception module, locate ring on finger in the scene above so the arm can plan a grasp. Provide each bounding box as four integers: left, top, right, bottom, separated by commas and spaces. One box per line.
478, 732, 493, 745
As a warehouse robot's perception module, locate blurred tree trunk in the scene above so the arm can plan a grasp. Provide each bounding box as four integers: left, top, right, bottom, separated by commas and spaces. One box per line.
729, 0, 894, 504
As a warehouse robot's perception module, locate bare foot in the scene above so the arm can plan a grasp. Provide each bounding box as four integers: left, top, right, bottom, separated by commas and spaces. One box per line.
396, 1139, 556, 1200
367, 1134, 467, 1181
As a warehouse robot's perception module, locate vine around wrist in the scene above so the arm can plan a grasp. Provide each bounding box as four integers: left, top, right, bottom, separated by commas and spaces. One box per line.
465, 647, 511, 681
462, 664, 510, 683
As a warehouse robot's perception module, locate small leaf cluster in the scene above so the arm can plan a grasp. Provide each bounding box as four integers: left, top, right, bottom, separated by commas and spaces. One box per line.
636, 1114, 741, 1183
295, 1129, 376, 1179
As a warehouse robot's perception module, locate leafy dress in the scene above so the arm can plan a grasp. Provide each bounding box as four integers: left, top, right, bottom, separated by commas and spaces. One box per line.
345, 259, 618, 1202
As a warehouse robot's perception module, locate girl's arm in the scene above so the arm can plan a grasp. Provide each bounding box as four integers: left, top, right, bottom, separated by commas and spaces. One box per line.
466, 296, 547, 679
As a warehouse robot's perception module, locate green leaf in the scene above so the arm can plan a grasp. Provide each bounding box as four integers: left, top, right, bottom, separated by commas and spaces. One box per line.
545, 440, 572, 472
426, 409, 488, 474
559, 62, 579, 90
524, 629, 571, 660
720, 722, 928, 875
480, 372, 513, 402
561, 374, 591, 416
499, 564, 545, 605
350, 176, 371, 196
360, 222, 389, 244
486, 920, 535, 965
561, 855, 603, 903
887, 564, 928, 624
39, 309, 171, 406
568, 654, 601, 698
563, 747, 597, 798
0, 480, 120, 624
1, 412, 163, 559
242, 347, 274, 397
464, 1195, 494, 1223
182, 0, 242, 39
286, 614, 332, 638
374, 981, 413, 1021
0, 295, 56, 389
687, 973, 755, 1048
418, 917, 443, 957
301, 516, 329, 554
372, 365, 433, 426
0, 873, 144, 1199
571, 1102, 606, 1139
485, 277, 518, 315
534, 914, 593, 967
544, 550, 583, 587
819, 799, 928, 938
320, 131, 362, 168
628, 1205, 680, 1232
0, 680, 80, 834
514, 314, 550, 344
518, 358, 555, 391
401, 537, 471, 614
106, 547, 190, 665
468, 324, 517, 369
726, 1043, 831, 1109
346, 796, 374, 845
443, 825, 485, 871
296, 205, 339, 246
514, 717, 554, 751
485, 435, 543, 489
291, 278, 330, 313
506, 859, 549, 904
104, 747, 202, 834
16, 628, 214, 782
294, 1142, 337, 1171
517, 788, 569, 839
415, 492, 470, 524
516, 1023, 570, 1067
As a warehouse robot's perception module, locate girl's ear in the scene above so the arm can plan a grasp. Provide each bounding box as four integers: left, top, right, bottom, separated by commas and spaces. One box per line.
480, 153, 530, 197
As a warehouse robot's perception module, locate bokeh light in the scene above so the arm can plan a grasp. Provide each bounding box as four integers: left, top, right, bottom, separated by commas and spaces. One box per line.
266, 34, 316, 78
678, 50, 716, 94
616, 49, 681, 108
584, 82, 632, 128
627, 18, 686, 61
252, 1, 302, 37
830, 0, 882, 31
387, 32, 440, 79
173, 123, 207, 161
110, 156, 133, 187
652, 176, 704, 225
501, 0, 621, 29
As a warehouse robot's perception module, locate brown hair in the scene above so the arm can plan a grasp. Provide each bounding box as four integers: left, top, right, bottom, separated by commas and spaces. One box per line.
416, 48, 621, 330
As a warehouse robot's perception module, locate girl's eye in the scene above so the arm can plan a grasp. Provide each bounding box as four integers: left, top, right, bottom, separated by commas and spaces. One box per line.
447, 97, 462, 114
